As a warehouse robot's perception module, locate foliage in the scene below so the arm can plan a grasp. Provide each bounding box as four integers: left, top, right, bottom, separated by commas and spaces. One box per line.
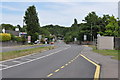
24, 5, 40, 43
103, 16, 119, 37
71, 18, 78, 27
0, 33, 11, 42
1, 10, 119, 44
1, 24, 15, 30
15, 36, 23, 42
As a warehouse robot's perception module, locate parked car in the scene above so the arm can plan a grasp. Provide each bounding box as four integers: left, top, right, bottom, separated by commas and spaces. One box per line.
50, 42, 54, 44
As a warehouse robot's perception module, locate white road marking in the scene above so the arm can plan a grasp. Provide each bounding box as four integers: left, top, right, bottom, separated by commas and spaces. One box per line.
0, 64, 8, 67
0, 45, 71, 71
12, 61, 21, 63
25, 59, 32, 61
0, 45, 54, 63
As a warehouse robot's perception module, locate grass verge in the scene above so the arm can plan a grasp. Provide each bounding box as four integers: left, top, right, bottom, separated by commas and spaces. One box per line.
0, 46, 56, 61
89, 45, 120, 60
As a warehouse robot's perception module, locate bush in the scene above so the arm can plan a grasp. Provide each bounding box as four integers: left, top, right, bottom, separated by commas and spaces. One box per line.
0, 33, 11, 42
15, 36, 23, 42
11, 34, 16, 41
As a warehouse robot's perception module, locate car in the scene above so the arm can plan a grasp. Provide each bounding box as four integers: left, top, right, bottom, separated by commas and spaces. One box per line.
50, 42, 54, 44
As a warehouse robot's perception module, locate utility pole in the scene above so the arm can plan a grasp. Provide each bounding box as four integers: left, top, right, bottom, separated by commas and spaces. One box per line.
91, 23, 92, 41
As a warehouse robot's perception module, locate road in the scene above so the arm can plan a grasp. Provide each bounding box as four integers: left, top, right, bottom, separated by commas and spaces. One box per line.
1, 41, 96, 79
1, 44, 51, 52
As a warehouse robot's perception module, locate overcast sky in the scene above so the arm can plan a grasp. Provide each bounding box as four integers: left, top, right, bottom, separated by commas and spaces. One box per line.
0, 1, 118, 27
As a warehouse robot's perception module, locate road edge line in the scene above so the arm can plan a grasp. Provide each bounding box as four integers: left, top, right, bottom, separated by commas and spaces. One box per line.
80, 54, 101, 80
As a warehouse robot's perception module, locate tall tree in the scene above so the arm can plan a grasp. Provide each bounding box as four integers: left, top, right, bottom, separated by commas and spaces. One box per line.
84, 12, 99, 39
24, 5, 40, 43
71, 18, 78, 27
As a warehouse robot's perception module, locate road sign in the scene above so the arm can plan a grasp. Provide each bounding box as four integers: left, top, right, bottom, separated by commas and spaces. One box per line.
39, 35, 42, 40
84, 35, 87, 41
2, 28, 5, 33
28, 36, 31, 43
74, 38, 77, 41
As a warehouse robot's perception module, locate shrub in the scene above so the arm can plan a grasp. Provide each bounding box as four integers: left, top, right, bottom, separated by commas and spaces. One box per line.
0, 33, 11, 42
15, 36, 22, 42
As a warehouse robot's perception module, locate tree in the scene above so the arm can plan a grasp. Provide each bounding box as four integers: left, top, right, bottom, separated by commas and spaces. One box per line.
84, 12, 99, 39
1, 24, 15, 30
24, 5, 40, 43
103, 16, 119, 37
71, 18, 78, 27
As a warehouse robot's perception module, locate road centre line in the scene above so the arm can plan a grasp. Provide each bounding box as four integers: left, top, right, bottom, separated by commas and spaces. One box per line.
65, 64, 68, 66
47, 53, 99, 78
47, 73, 53, 77
54, 69, 60, 72
47, 53, 80, 78
0, 45, 71, 71
61, 66, 65, 69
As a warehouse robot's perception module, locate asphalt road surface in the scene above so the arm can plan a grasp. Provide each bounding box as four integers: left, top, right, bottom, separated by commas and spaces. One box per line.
1, 44, 51, 52
1, 41, 96, 79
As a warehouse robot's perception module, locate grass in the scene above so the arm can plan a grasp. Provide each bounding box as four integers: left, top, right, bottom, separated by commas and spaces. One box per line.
0, 46, 56, 61
7, 44, 44, 48
89, 45, 120, 60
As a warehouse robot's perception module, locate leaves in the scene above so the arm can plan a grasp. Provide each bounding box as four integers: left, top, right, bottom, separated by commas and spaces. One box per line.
24, 5, 40, 42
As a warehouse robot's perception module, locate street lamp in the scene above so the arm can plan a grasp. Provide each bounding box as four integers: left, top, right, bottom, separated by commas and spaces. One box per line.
91, 23, 93, 42
82, 20, 93, 42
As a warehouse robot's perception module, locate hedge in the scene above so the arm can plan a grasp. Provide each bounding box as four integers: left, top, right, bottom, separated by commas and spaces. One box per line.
0, 33, 11, 42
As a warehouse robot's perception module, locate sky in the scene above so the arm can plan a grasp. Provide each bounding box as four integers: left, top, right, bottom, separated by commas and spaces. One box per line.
0, 1, 119, 27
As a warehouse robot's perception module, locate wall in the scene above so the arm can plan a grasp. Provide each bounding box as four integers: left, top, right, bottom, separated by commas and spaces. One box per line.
97, 36, 114, 50
1, 41, 27, 47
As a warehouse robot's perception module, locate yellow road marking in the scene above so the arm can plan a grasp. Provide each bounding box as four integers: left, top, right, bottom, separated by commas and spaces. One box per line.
47, 73, 53, 77
68, 62, 71, 64
71, 60, 74, 62
46, 54, 81, 78
65, 63, 68, 66
54, 69, 60, 72
61, 66, 65, 69
80, 54, 100, 80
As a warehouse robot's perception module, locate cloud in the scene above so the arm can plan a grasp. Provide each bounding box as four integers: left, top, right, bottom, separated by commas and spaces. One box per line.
0, 5, 22, 11
38, 2, 118, 27
1, 2, 118, 27
1, 13, 23, 26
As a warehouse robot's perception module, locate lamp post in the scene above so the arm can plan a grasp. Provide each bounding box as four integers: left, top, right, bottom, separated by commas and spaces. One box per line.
91, 23, 93, 42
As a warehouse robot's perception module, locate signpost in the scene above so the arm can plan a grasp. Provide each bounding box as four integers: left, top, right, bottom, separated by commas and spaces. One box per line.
39, 35, 42, 40
84, 35, 87, 41
2, 28, 5, 33
74, 38, 77, 42
28, 36, 31, 43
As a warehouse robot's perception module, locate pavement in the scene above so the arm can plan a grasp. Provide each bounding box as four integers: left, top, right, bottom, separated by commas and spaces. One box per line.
1, 41, 96, 79
81, 46, 119, 78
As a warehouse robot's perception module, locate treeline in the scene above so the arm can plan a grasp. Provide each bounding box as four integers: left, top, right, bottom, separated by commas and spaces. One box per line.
64, 12, 120, 43
1, 5, 120, 44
